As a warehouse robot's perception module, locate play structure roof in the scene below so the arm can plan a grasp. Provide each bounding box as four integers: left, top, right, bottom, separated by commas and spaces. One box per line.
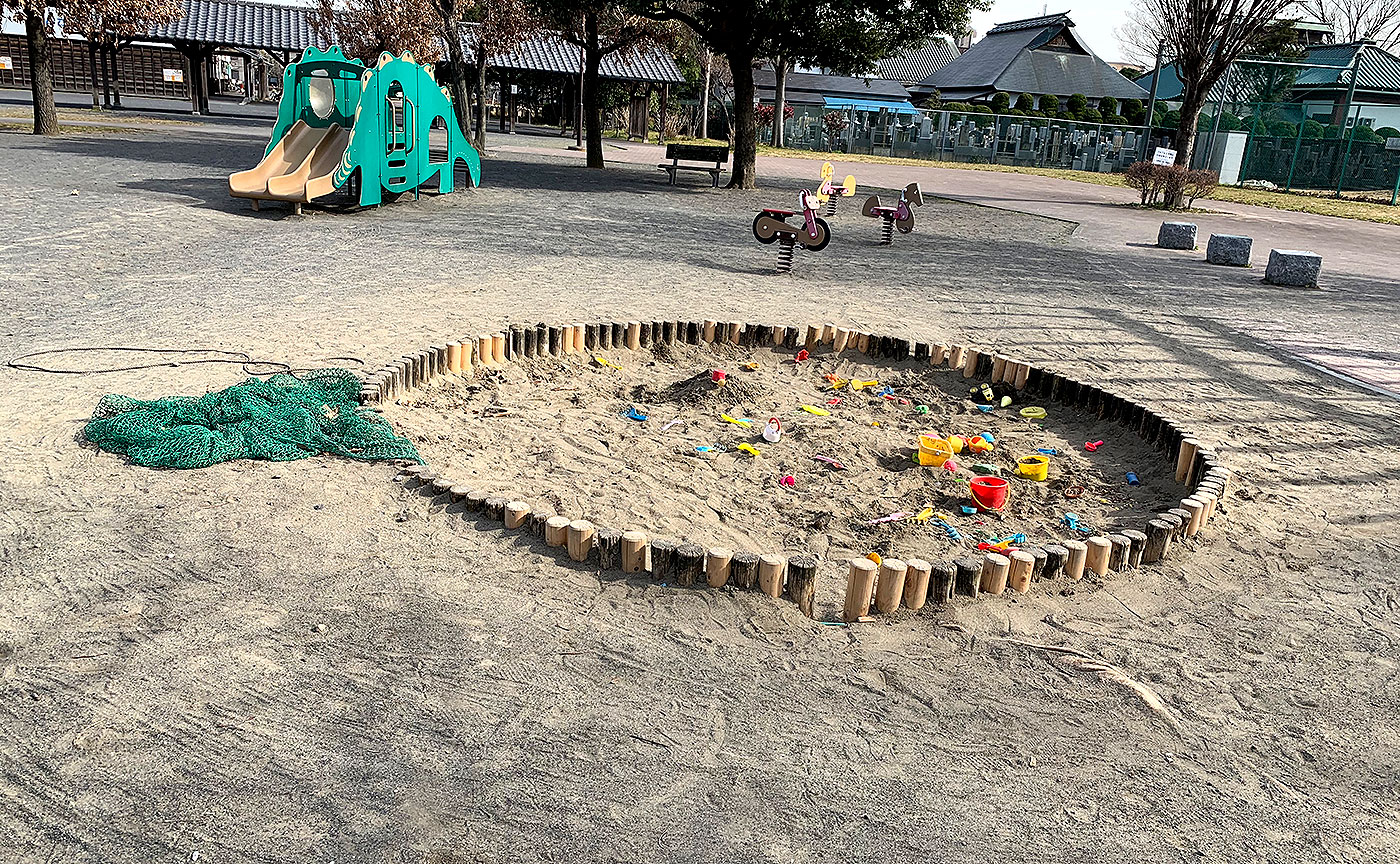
459, 25, 685, 85
755, 69, 914, 109
872, 37, 961, 87
1138, 41, 1400, 102
910, 12, 1149, 102
146, 0, 317, 52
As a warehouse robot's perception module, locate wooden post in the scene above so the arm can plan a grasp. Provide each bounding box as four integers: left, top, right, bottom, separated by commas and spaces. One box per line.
787, 554, 817, 617
931, 562, 956, 605
980, 553, 1010, 596
843, 558, 879, 621
1042, 545, 1068, 580
1181, 497, 1206, 536
511, 326, 525, 358
1064, 540, 1088, 580
962, 349, 979, 378
523, 326, 537, 358
584, 323, 598, 350
464, 489, 487, 512
505, 501, 530, 529
758, 554, 786, 598
1007, 551, 1034, 594
621, 530, 647, 573
730, 551, 759, 590
804, 325, 820, 351
855, 333, 870, 354
545, 515, 571, 547
1122, 529, 1147, 569
1165, 509, 1191, 538
572, 324, 585, 353
955, 557, 981, 598
1107, 534, 1130, 571
492, 334, 506, 365
1028, 547, 1048, 581
727, 322, 741, 344
560, 325, 575, 354
903, 558, 932, 611
948, 345, 966, 369
484, 496, 508, 521
626, 321, 641, 350
702, 320, 716, 342
932, 345, 948, 365
873, 559, 907, 613
1014, 362, 1030, 391
706, 547, 733, 588
595, 528, 623, 570
529, 508, 554, 539
1085, 537, 1112, 576
567, 520, 595, 562
675, 543, 705, 587
1176, 438, 1200, 484
1143, 520, 1172, 563
650, 538, 678, 581
475, 335, 492, 367
820, 323, 835, 344
447, 342, 462, 373
833, 328, 851, 352
991, 355, 1007, 383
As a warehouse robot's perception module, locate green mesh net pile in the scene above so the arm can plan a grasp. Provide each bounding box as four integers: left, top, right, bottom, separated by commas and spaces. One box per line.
83, 369, 421, 469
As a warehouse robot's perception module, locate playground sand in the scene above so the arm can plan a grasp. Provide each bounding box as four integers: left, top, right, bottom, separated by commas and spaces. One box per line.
385, 342, 1183, 612
0, 132, 1397, 862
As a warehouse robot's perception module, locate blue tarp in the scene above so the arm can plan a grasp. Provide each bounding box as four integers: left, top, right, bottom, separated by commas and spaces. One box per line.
822, 96, 920, 115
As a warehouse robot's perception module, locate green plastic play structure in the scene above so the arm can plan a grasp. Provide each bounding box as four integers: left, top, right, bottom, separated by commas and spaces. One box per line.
228, 46, 481, 210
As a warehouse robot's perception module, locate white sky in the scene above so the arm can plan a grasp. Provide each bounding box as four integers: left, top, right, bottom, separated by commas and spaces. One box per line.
969, 0, 1136, 64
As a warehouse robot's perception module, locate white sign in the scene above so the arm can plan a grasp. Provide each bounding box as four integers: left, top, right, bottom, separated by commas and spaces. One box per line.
0, 57, 12, 72
162, 68, 184, 83
1151, 146, 1177, 166
1386, 137, 1400, 151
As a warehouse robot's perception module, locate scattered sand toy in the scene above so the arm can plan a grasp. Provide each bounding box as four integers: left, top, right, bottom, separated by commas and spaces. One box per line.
752, 189, 832, 272
229, 46, 481, 213
365, 320, 1231, 623
814, 162, 857, 216
861, 182, 923, 245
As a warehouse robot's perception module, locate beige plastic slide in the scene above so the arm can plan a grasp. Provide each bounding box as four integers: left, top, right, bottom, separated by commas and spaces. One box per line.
229, 120, 351, 210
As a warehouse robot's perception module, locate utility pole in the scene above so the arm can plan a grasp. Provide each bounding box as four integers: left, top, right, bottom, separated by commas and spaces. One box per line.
1143, 39, 1163, 160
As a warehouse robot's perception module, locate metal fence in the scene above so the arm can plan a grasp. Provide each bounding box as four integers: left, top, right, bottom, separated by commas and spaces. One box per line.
773, 102, 1400, 200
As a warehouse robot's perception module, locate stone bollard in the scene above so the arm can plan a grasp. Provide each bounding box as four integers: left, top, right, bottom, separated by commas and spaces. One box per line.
1157, 221, 1197, 250
1206, 234, 1253, 266
1265, 249, 1322, 289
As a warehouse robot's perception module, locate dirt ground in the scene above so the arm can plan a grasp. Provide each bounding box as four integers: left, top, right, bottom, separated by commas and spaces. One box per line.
1, 127, 1399, 863
388, 340, 1185, 604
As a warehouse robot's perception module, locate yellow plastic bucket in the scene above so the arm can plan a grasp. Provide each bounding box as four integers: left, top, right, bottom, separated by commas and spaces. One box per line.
1017, 455, 1050, 481
918, 436, 952, 467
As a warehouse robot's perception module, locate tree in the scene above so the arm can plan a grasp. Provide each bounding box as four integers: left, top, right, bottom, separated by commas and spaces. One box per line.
429, 0, 474, 136
1128, 0, 1296, 181
4, 0, 58, 135
63, 0, 182, 111
1298, 0, 1400, 51
643, 0, 986, 188
532, 0, 665, 168
462, 0, 538, 150
312, 0, 443, 65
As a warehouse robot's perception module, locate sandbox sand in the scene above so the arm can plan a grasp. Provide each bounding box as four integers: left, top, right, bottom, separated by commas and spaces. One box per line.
386, 339, 1186, 606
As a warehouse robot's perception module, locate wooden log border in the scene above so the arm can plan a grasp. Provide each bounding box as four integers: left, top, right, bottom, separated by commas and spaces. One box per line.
371, 320, 1233, 623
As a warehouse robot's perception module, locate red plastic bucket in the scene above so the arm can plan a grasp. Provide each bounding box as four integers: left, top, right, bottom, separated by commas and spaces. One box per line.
969, 476, 1009, 512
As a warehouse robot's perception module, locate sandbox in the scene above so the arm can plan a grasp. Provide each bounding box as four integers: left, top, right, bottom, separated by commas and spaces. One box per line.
360, 321, 1231, 622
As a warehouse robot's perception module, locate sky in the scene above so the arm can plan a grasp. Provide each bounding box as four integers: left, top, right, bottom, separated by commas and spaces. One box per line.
969, 0, 1137, 64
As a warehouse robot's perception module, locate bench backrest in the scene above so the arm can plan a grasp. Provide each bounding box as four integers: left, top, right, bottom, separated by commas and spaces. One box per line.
666, 143, 730, 164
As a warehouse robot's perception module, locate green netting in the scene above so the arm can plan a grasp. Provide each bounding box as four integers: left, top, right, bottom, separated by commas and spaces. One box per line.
83, 369, 421, 469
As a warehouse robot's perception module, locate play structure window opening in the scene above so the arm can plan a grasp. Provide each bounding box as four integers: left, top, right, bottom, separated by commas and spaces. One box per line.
307, 72, 335, 120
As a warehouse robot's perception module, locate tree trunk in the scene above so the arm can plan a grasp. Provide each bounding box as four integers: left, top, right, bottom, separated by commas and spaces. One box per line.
101, 45, 112, 108
728, 53, 757, 188
1169, 83, 1207, 208
472, 45, 488, 150
110, 45, 123, 109
24, 6, 58, 136
699, 52, 711, 139
88, 43, 101, 110
582, 11, 605, 169
770, 57, 786, 148
440, 18, 472, 136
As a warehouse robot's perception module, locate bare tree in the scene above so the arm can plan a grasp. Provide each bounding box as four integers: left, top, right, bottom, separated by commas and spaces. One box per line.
1298, 0, 1400, 50
311, 0, 444, 64
4, 0, 58, 134
463, 0, 538, 151
1132, 0, 1296, 179
64, 0, 182, 110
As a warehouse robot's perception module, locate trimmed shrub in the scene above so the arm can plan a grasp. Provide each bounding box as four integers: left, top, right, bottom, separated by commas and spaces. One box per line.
1014, 92, 1035, 111
972, 105, 994, 115
1267, 120, 1298, 138
1121, 98, 1144, 125
1302, 119, 1326, 138
1039, 94, 1060, 113
1098, 96, 1118, 116
944, 101, 974, 113
1375, 126, 1400, 139
1123, 161, 1207, 210
1067, 93, 1088, 115
1076, 107, 1103, 123
990, 92, 1011, 113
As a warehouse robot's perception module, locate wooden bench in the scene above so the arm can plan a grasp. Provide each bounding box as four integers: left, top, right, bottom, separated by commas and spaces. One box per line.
658, 143, 729, 187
